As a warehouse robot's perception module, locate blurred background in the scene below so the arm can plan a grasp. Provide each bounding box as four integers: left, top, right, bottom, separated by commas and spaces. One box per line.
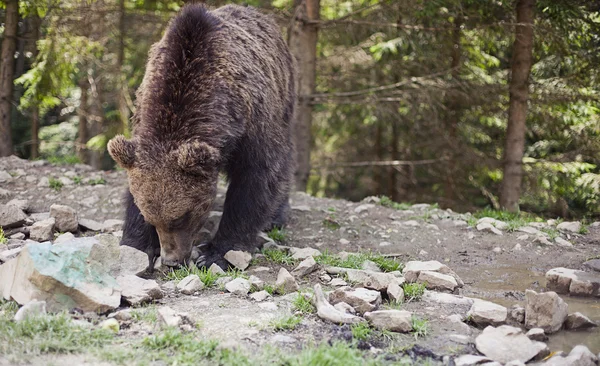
0, 0, 599, 218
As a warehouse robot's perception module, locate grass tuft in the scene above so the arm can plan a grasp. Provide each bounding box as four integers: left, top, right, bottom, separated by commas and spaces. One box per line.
350, 322, 372, 341
72, 176, 82, 185
88, 177, 106, 186
315, 250, 403, 272
48, 177, 63, 191
0, 227, 7, 244
261, 247, 296, 265
411, 316, 429, 339
472, 207, 540, 232
378, 196, 412, 210
270, 315, 302, 331
292, 293, 315, 314
266, 227, 287, 242
402, 283, 426, 302
163, 265, 221, 287
131, 306, 158, 324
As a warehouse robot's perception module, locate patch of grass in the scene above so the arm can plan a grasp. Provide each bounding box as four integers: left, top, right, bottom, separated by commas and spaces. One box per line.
262, 247, 296, 265
315, 250, 403, 272
131, 306, 158, 324
292, 293, 315, 314
283, 341, 380, 366
579, 223, 589, 235
46, 155, 81, 165
267, 227, 287, 242
226, 268, 249, 280
411, 316, 429, 339
88, 177, 106, 186
72, 176, 82, 185
368, 254, 403, 272
0, 227, 7, 244
472, 207, 539, 232
270, 315, 302, 331
0, 313, 114, 359
542, 227, 559, 240
350, 322, 372, 341
466, 215, 478, 227
322, 215, 341, 230
163, 265, 221, 287
48, 177, 63, 191
384, 300, 403, 310
402, 282, 426, 302
0, 299, 18, 316
263, 284, 281, 296
378, 196, 412, 210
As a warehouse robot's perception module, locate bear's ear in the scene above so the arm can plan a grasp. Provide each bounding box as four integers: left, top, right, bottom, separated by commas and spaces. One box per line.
108, 135, 137, 169
175, 140, 220, 174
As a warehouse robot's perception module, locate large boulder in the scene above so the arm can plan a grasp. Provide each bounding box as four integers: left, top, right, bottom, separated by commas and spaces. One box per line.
29, 218, 55, 242
524, 290, 568, 333
467, 299, 508, 327
49, 204, 79, 233
116, 275, 162, 306
546, 267, 600, 297
475, 325, 548, 364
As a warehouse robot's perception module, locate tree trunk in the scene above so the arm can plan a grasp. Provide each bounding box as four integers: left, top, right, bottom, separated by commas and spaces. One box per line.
117, 0, 129, 134
375, 120, 384, 195
389, 120, 399, 201
288, 0, 320, 191
30, 14, 42, 159
0, 0, 19, 157
77, 78, 89, 164
499, 0, 535, 212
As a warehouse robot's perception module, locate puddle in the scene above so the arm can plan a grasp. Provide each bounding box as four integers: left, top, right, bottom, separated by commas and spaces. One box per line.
458, 264, 600, 353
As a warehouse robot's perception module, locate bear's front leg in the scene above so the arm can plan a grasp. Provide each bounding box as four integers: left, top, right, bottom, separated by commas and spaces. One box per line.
121, 189, 161, 271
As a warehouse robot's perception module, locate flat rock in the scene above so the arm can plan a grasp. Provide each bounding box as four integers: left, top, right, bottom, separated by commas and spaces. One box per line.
116, 275, 163, 305
476, 223, 503, 235
329, 287, 381, 314
525, 289, 568, 333
417, 270, 458, 292
29, 218, 56, 242
6, 199, 28, 212
333, 302, 355, 314
249, 290, 271, 302
556, 221, 581, 233
364, 310, 412, 332
403, 260, 463, 286
354, 204, 374, 213
477, 217, 508, 230
54, 232, 75, 244
467, 299, 508, 327
114, 245, 149, 277
554, 237, 573, 248
543, 345, 598, 366
14, 300, 47, 322
546, 267, 600, 297
157, 306, 185, 327
0, 204, 27, 229
361, 260, 381, 272
583, 259, 600, 272
525, 328, 547, 341
475, 325, 548, 364
224, 250, 252, 270
177, 274, 204, 295
248, 275, 264, 290
387, 281, 405, 303
79, 218, 103, 232
326, 267, 403, 291
564, 312, 597, 330
454, 355, 493, 366
0, 236, 121, 313
102, 219, 124, 233
225, 278, 251, 296
0, 247, 23, 262
49, 204, 78, 233
209, 263, 226, 275
290, 247, 322, 260
275, 267, 299, 293
291, 256, 318, 277
422, 290, 474, 307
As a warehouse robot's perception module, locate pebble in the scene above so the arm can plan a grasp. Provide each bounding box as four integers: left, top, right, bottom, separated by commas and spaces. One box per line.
177, 275, 204, 295
225, 278, 251, 296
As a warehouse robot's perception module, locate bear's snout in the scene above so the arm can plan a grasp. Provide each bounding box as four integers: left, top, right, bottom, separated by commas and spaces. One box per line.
157, 230, 194, 267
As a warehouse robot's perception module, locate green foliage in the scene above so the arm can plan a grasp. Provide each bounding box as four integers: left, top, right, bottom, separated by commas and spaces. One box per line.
48, 177, 63, 191
402, 283, 426, 302
283, 341, 381, 366
225, 268, 249, 280
473, 208, 539, 231
379, 196, 412, 210
72, 176, 82, 184
350, 322, 372, 341
131, 306, 158, 324
315, 250, 403, 272
263, 284, 279, 296
541, 227, 559, 240
266, 227, 287, 242
47, 155, 81, 165
270, 315, 302, 331
411, 316, 430, 339
261, 248, 296, 265
88, 177, 106, 186
164, 265, 220, 287
292, 293, 315, 314
0, 227, 7, 244
322, 215, 341, 230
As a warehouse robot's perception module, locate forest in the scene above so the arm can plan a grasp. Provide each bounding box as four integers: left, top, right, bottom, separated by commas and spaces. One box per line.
0, 0, 599, 219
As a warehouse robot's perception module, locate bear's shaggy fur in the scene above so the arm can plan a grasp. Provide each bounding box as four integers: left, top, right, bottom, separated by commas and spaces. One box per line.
108, 4, 295, 268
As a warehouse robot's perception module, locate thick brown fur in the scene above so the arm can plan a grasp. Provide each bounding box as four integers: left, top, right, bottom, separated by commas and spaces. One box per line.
108, 4, 295, 268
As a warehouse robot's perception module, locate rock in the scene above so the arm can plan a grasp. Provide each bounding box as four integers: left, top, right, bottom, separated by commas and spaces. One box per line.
248, 275, 264, 290
518, 226, 544, 235
209, 263, 226, 275
9, 232, 25, 240
513, 243, 523, 251
49, 204, 78, 233
102, 219, 124, 233
100, 318, 120, 333
7, 199, 28, 212
0, 170, 11, 182
54, 232, 75, 244
546, 267, 600, 297
0, 204, 27, 229
14, 300, 47, 322
29, 218, 56, 242
475, 325, 548, 364
509, 305, 525, 323
417, 270, 459, 292
0, 237, 121, 313
30, 212, 50, 222
543, 345, 598, 366
0, 188, 10, 198
454, 355, 493, 366
333, 302, 356, 314
271, 334, 297, 344
354, 204, 374, 213
177, 275, 204, 295
555, 237, 573, 248
161, 281, 177, 292
534, 235, 553, 246
330, 278, 347, 287
364, 310, 412, 333
290, 247, 321, 260
79, 218, 103, 232
361, 260, 382, 272
291, 205, 311, 212
0, 247, 23, 262
583, 259, 600, 272
37, 177, 49, 187
258, 302, 278, 311
467, 299, 507, 326
112, 309, 133, 321
557, 221, 582, 233
116, 275, 163, 305
215, 276, 232, 287
326, 267, 404, 291
526, 328, 547, 341
224, 250, 252, 270
387, 281, 405, 303
329, 287, 382, 314
157, 306, 184, 327
275, 267, 299, 294
115, 245, 149, 277
402, 260, 463, 286
477, 217, 508, 230
564, 312, 597, 330
402, 220, 420, 227
249, 290, 271, 302
339, 239, 350, 245
291, 256, 318, 277
476, 223, 503, 236
525, 289, 568, 333
225, 278, 251, 296
312, 284, 363, 325
422, 290, 474, 307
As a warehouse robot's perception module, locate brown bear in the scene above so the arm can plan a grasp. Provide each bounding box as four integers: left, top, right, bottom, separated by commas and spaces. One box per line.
108, 4, 295, 269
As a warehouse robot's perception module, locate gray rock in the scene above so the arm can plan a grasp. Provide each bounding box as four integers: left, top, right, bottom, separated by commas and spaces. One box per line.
476, 223, 503, 236
556, 221, 582, 233
454, 355, 492, 366
467, 299, 508, 327
112, 309, 133, 322
37, 177, 49, 187
564, 312, 597, 330
224, 250, 252, 270
49, 204, 78, 233
387, 281, 405, 303
546, 267, 600, 296
6, 199, 28, 212
0, 170, 12, 182
583, 259, 600, 272
0, 204, 27, 229
54, 232, 75, 244
225, 278, 251, 296
402, 260, 463, 286
102, 219, 124, 233
248, 275, 264, 290
275, 267, 299, 294
161, 281, 177, 292
525, 328, 547, 341
329, 287, 382, 314
417, 270, 459, 292
0, 247, 22, 262
215, 276, 233, 287
9, 232, 25, 240
354, 204, 374, 213
157, 306, 185, 327
177, 275, 204, 295
509, 304, 525, 323
291, 256, 318, 277
271, 334, 297, 344
290, 247, 321, 260
477, 217, 508, 230
114, 245, 149, 277
14, 300, 47, 322
525, 289, 568, 334
29, 218, 55, 242
0, 188, 10, 198
364, 310, 412, 332
249, 290, 271, 302
330, 278, 347, 287
79, 218, 103, 232
209, 263, 226, 275
30, 212, 50, 222
116, 275, 163, 305
554, 237, 573, 248
422, 290, 474, 306
543, 345, 598, 366
326, 267, 403, 291
333, 302, 356, 314
475, 325, 548, 364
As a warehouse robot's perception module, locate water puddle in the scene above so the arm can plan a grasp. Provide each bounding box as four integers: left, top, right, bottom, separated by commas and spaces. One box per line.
458, 264, 600, 353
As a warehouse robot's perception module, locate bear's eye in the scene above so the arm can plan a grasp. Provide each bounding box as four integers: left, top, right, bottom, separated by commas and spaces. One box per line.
168, 211, 191, 230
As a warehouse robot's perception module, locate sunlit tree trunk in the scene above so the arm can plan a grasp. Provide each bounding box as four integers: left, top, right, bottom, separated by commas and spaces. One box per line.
288, 0, 320, 191
500, 0, 535, 212
77, 78, 89, 164
30, 14, 42, 159
0, 0, 19, 157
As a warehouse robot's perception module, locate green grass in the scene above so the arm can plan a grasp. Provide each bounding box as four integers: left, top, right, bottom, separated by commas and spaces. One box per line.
378, 196, 412, 210
131, 306, 158, 324
72, 176, 82, 185
0, 227, 7, 244
46, 155, 81, 165
472, 207, 540, 232
322, 215, 341, 230
88, 177, 106, 186
466, 215, 478, 227
48, 177, 63, 191
402, 283, 426, 302
292, 293, 315, 314
163, 265, 221, 287
315, 250, 403, 272
270, 315, 302, 331
350, 322, 372, 341
225, 268, 249, 280
411, 316, 429, 339
542, 227, 559, 240
263, 284, 281, 296
579, 223, 589, 235
384, 300, 404, 310
266, 227, 287, 242
283, 341, 381, 366
261, 247, 296, 265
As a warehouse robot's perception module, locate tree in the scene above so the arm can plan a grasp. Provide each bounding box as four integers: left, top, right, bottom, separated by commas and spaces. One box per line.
0, 0, 19, 156
288, 0, 320, 191
499, 0, 536, 212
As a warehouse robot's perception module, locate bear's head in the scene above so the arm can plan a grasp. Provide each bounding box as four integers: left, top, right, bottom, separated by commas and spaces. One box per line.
108, 135, 220, 266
